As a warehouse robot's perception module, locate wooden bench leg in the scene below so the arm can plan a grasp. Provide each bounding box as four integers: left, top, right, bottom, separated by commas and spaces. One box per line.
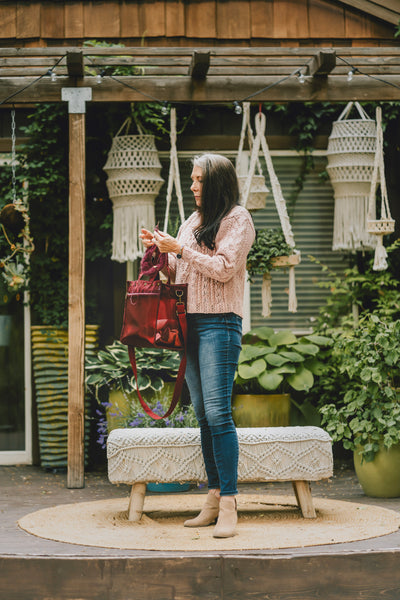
292, 480, 316, 519
128, 483, 147, 522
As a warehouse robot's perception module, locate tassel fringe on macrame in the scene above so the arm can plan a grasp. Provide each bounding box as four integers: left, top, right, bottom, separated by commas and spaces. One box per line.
111, 201, 155, 262
242, 107, 299, 316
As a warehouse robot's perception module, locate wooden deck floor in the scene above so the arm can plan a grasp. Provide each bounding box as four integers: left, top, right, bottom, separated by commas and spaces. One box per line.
1, 463, 400, 599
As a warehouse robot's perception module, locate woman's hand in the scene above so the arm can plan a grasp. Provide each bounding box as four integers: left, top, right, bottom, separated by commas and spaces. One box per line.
153, 230, 181, 254
140, 228, 155, 249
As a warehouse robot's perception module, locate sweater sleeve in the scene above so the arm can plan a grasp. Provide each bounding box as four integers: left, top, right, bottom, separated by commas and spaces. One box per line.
181, 210, 255, 283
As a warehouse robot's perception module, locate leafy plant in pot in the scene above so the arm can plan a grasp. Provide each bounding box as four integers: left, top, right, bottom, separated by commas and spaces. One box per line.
246, 228, 300, 317
246, 228, 297, 280
85, 340, 188, 436
320, 315, 400, 497
232, 326, 331, 427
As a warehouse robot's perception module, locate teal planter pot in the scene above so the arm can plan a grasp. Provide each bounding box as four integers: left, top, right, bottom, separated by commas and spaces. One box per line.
147, 482, 191, 493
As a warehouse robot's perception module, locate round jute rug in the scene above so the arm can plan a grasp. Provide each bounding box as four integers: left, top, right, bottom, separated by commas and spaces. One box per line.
18, 494, 400, 551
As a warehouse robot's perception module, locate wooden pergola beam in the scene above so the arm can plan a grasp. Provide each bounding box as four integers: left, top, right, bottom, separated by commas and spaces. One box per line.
308, 51, 336, 77
66, 51, 84, 78
189, 51, 210, 80
1, 74, 400, 102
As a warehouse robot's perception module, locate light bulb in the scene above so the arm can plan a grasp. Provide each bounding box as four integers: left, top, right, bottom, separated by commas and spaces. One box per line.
161, 103, 169, 116
347, 69, 354, 82
50, 71, 57, 83
233, 101, 242, 115
298, 72, 305, 84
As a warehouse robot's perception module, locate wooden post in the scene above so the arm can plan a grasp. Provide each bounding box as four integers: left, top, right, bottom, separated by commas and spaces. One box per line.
62, 87, 92, 488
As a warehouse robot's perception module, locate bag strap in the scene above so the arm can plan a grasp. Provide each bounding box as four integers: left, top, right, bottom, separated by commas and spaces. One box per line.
128, 305, 187, 420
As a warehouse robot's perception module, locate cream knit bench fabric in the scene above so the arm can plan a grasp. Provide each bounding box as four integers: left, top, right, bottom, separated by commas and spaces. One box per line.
107, 426, 333, 521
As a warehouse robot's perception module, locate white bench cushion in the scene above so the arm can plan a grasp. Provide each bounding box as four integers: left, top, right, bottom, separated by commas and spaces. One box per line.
107, 426, 333, 484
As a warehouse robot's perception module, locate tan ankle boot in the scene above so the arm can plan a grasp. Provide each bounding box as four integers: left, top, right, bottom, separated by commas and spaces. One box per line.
213, 496, 237, 538
184, 490, 220, 527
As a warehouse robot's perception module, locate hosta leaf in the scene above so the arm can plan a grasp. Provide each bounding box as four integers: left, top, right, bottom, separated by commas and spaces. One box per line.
279, 351, 305, 362
250, 326, 275, 341
287, 366, 314, 391
238, 358, 266, 380
265, 353, 289, 367
303, 334, 333, 346
130, 373, 151, 391
304, 358, 325, 375
269, 331, 297, 346
258, 370, 284, 391
150, 376, 164, 392
239, 345, 272, 362
292, 343, 319, 356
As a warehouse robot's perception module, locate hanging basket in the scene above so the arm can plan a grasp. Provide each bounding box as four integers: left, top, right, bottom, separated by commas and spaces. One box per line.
366, 107, 396, 271
238, 174, 269, 211
104, 120, 164, 262
327, 102, 377, 252
236, 103, 269, 211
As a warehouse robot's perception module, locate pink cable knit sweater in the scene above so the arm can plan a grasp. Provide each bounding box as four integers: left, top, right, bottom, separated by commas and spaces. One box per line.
168, 205, 255, 317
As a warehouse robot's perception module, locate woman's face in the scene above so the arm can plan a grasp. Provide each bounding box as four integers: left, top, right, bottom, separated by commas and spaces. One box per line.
190, 165, 203, 207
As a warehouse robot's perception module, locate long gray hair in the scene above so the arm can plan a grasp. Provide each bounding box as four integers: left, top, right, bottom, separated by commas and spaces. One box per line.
192, 153, 240, 250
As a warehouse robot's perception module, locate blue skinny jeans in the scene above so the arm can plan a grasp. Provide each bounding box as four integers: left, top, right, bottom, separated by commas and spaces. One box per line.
184, 312, 242, 496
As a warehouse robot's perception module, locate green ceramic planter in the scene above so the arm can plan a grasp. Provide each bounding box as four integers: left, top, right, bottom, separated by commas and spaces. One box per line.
354, 443, 400, 498
231, 393, 291, 427
31, 325, 99, 469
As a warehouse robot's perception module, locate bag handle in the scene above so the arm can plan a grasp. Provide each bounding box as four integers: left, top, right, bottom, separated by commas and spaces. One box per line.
127, 304, 187, 420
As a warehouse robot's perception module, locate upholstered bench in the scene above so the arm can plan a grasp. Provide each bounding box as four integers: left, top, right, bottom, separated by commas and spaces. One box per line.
107, 426, 333, 521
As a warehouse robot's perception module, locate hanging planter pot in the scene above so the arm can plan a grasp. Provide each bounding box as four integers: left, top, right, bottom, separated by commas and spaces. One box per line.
238, 174, 269, 211
327, 102, 377, 252
104, 118, 164, 262
366, 107, 395, 271
236, 104, 269, 212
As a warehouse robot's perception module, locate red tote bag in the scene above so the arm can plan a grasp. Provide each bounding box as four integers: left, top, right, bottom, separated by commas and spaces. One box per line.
120, 247, 187, 420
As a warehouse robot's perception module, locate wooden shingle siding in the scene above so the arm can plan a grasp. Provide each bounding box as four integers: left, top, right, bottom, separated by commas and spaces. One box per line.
308, 0, 346, 39
16, 4, 41, 39
0, 1, 397, 46
0, 4, 17, 39
64, 3, 84, 39
165, 0, 186, 38
41, 3, 65, 39
83, 2, 120, 38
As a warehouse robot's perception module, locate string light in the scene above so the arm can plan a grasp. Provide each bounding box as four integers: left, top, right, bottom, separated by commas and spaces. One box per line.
95, 69, 106, 84
46, 68, 57, 82
347, 68, 356, 82
2, 52, 400, 109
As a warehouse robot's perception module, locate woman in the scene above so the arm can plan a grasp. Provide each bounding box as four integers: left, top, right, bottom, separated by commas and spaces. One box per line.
140, 153, 255, 538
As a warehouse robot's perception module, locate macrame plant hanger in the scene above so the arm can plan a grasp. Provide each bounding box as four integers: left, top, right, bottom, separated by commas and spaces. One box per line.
0, 107, 34, 291
244, 109, 300, 317
367, 106, 395, 271
163, 107, 185, 231
236, 102, 269, 211
104, 117, 164, 262
326, 102, 377, 252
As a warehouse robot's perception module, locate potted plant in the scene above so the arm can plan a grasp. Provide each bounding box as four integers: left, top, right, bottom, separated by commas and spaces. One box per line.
319, 315, 400, 497
232, 326, 331, 427
85, 340, 182, 432
246, 228, 299, 280
86, 340, 198, 491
